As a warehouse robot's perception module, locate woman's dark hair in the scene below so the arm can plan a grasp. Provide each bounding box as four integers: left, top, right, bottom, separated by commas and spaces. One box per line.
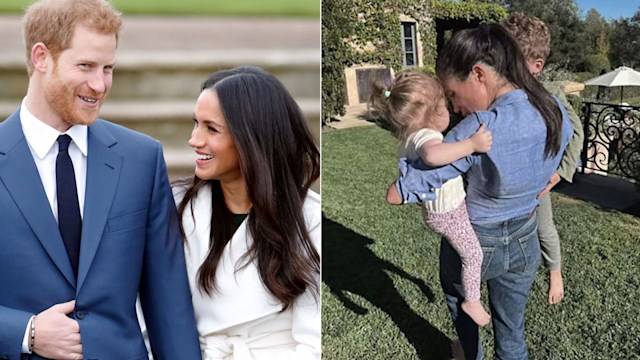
436, 24, 563, 158
175, 66, 320, 310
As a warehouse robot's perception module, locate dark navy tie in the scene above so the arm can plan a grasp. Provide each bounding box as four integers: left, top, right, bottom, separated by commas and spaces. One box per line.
56, 135, 81, 277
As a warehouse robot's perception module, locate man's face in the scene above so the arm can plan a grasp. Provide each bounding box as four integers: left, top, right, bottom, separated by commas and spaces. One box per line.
42, 24, 117, 130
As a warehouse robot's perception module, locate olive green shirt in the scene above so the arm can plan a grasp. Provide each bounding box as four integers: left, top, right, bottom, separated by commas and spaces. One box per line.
544, 82, 584, 183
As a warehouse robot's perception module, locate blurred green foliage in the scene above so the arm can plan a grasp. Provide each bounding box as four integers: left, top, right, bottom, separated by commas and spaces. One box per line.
0, 0, 320, 17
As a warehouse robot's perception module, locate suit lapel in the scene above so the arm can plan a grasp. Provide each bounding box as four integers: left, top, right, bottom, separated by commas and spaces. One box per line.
77, 121, 122, 291
0, 111, 76, 287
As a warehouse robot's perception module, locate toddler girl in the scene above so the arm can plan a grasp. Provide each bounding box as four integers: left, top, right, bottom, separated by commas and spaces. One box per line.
371, 70, 492, 326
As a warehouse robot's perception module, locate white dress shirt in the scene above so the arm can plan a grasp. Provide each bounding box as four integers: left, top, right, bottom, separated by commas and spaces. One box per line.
19, 98, 88, 353
19, 98, 88, 219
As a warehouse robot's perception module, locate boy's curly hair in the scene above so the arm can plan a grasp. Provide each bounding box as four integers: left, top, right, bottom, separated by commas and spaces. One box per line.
501, 12, 550, 62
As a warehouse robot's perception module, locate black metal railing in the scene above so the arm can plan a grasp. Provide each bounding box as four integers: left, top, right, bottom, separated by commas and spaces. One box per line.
580, 101, 640, 182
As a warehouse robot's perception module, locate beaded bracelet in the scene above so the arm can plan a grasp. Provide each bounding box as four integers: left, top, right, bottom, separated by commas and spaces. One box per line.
29, 316, 36, 353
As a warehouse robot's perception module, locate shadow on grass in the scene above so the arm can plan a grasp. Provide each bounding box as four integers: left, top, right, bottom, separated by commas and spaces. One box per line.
322, 214, 452, 359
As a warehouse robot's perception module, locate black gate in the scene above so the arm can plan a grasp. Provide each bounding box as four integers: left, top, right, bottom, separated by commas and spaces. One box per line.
580, 102, 640, 182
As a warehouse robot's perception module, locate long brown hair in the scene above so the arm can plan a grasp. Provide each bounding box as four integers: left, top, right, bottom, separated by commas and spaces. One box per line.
176, 66, 320, 310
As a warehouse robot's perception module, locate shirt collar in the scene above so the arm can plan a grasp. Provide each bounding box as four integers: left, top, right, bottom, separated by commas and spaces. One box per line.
489, 89, 527, 111
20, 98, 88, 159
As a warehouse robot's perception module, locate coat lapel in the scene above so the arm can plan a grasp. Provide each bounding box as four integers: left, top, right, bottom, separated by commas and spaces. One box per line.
0, 111, 76, 287
76, 121, 122, 291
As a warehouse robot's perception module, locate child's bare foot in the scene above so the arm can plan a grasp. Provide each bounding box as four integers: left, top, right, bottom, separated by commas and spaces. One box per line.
461, 300, 491, 326
548, 269, 564, 304
386, 182, 403, 205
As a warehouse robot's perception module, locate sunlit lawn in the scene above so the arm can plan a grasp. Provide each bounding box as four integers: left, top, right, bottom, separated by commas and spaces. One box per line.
322, 125, 640, 359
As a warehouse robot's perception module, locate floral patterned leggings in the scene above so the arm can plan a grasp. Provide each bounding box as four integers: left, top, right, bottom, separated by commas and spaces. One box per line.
423, 201, 482, 302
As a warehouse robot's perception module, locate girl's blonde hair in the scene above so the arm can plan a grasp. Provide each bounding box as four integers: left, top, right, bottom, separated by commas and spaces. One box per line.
370, 70, 445, 141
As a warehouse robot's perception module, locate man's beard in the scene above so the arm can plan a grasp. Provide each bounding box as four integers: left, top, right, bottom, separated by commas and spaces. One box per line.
43, 68, 103, 127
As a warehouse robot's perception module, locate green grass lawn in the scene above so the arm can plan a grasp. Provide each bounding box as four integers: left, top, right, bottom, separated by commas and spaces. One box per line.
322, 125, 640, 359
0, 0, 319, 17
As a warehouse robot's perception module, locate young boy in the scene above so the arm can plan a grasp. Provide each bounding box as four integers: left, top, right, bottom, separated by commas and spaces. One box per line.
502, 12, 585, 304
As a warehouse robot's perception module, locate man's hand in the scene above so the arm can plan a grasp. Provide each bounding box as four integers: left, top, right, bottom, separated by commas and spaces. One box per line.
470, 124, 493, 153
33, 300, 83, 359
537, 172, 561, 199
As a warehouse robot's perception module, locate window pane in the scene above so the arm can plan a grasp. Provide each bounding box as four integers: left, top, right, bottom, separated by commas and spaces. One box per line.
404, 39, 413, 52
401, 22, 417, 68
405, 53, 415, 66
403, 24, 412, 37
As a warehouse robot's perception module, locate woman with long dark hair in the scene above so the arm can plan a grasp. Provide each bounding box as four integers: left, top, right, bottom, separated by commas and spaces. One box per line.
391, 24, 573, 358
175, 66, 320, 359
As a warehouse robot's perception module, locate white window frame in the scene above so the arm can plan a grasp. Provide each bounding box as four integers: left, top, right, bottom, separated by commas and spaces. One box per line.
401, 22, 417, 68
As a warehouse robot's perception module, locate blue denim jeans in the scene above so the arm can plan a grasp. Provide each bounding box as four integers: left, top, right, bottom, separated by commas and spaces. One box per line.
440, 213, 541, 360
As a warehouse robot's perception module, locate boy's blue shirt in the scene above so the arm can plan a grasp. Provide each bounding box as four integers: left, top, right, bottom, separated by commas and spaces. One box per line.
395, 89, 573, 225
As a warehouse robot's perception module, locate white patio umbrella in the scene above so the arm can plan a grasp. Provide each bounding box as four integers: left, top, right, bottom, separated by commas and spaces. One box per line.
584, 66, 640, 103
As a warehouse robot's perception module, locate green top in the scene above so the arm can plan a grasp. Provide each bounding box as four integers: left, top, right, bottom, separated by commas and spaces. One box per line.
233, 213, 248, 225
544, 82, 585, 183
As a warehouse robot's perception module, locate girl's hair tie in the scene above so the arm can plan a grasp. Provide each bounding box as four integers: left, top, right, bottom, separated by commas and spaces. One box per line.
384, 90, 391, 98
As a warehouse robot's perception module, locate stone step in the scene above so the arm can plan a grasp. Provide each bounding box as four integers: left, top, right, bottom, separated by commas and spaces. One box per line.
0, 98, 320, 147
0, 16, 320, 53
0, 49, 320, 101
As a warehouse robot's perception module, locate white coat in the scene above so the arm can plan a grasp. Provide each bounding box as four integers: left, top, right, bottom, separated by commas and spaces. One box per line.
179, 185, 321, 360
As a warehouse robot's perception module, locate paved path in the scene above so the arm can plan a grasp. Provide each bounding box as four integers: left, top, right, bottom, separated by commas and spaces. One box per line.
324, 104, 376, 130
556, 173, 640, 216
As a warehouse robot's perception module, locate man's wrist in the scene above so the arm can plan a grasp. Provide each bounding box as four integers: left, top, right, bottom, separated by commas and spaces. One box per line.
22, 315, 36, 354
29, 315, 36, 353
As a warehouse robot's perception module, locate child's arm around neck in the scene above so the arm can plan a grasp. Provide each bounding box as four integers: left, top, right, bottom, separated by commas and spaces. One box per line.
418, 124, 492, 167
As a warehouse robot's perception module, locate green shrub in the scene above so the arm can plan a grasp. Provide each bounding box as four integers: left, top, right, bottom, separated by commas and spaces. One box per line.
585, 53, 611, 74
539, 63, 579, 82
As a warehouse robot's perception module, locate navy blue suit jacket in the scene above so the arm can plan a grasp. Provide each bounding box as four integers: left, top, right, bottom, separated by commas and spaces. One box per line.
0, 110, 201, 359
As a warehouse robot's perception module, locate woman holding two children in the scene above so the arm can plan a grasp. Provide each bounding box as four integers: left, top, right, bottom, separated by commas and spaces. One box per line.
390, 24, 573, 359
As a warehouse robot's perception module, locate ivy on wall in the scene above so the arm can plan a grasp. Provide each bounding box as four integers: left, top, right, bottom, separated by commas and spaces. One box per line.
322, 0, 506, 121
432, 1, 507, 21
